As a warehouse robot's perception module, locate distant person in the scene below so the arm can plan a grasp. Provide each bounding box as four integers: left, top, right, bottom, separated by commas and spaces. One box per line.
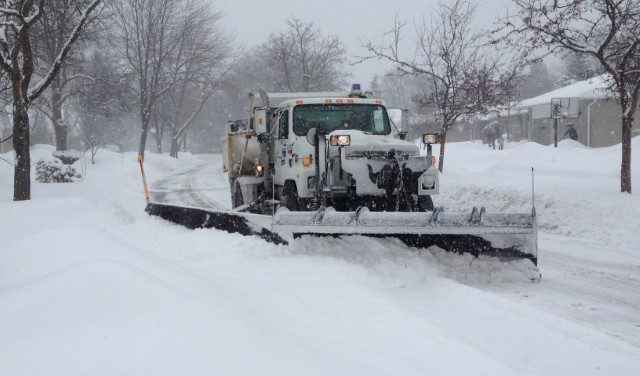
563, 124, 578, 141
482, 121, 501, 149
228, 119, 237, 132
496, 135, 505, 150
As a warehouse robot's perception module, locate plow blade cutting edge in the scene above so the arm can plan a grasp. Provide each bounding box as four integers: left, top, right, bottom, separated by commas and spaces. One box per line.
146, 202, 537, 266
273, 207, 538, 265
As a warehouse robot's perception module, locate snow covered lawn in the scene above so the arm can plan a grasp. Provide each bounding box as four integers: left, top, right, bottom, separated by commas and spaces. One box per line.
1, 141, 639, 375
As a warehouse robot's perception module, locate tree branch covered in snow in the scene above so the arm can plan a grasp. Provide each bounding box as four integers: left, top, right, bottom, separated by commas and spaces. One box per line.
27, 0, 101, 102
360, 0, 520, 172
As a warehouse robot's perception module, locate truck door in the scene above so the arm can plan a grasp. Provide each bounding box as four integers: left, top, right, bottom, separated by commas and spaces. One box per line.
273, 110, 289, 185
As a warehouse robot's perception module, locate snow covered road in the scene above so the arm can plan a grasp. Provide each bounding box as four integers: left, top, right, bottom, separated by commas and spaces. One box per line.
1, 142, 640, 375
149, 156, 229, 210
149, 150, 640, 348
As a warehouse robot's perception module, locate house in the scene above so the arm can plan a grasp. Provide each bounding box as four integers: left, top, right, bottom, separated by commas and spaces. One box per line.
415, 75, 640, 147
515, 75, 640, 147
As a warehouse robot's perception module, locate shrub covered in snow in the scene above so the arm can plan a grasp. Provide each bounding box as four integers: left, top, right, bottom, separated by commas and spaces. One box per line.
35, 157, 82, 183
53, 150, 83, 165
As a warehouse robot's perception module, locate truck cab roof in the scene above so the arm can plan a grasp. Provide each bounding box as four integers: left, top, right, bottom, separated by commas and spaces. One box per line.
276, 97, 386, 107
262, 92, 384, 107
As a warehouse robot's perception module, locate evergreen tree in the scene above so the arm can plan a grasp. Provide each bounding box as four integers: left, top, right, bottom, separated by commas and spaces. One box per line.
518, 61, 554, 98
563, 52, 594, 81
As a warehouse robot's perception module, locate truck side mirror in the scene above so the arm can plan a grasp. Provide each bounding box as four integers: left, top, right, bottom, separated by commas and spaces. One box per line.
306, 128, 317, 145
396, 131, 407, 140
254, 109, 267, 134
306, 125, 328, 145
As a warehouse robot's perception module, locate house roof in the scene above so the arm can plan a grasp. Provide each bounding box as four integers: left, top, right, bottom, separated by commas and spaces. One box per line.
517, 75, 612, 108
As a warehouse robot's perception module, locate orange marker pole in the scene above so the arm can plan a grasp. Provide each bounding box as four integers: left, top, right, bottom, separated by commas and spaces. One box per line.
138, 153, 150, 203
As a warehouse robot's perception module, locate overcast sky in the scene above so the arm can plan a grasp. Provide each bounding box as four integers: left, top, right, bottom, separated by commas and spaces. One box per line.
212, 0, 513, 89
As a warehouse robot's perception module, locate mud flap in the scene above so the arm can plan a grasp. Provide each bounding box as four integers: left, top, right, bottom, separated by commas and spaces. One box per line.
145, 203, 287, 245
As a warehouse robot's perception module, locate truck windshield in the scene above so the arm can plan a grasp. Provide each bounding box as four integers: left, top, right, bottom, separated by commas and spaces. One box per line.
293, 104, 391, 136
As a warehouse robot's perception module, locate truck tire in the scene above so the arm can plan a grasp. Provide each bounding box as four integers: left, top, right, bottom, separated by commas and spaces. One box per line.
417, 195, 434, 212
281, 186, 300, 211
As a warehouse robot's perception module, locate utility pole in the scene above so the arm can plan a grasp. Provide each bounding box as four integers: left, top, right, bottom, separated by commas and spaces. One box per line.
552, 103, 561, 147
507, 97, 511, 142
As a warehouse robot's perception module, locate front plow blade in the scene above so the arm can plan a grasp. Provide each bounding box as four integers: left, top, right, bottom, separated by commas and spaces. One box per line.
145, 203, 288, 245
273, 207, 538, 265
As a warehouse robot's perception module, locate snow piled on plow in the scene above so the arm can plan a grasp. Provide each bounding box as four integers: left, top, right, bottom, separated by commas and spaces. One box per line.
288, 235, 540, 284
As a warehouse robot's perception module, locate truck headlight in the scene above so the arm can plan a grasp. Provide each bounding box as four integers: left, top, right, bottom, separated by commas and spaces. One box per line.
329, 135, 351, 146
255, 164, 264, 176
423, 134, 439, 144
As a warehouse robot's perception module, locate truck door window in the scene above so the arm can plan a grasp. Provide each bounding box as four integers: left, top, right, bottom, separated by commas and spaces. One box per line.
373, 108, 385, 134
278, 110, 289, 139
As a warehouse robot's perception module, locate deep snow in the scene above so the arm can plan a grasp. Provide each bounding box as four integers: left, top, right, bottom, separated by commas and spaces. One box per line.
1, 140, 639, 375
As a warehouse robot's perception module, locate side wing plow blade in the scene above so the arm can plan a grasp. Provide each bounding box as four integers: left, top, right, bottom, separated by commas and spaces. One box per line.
273, 208, 538, 265
145, 203, 287, 245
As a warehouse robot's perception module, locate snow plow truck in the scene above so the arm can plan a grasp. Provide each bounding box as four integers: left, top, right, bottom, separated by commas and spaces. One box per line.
145, 85, 539, 272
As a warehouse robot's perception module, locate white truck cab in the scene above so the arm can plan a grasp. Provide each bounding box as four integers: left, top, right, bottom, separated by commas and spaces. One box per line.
225, 87, 439, 213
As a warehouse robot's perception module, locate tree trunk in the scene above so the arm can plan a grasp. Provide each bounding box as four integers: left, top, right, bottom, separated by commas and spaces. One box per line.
51, 78, 68, 151
138, 109, 151, 157
620, 116, 632, 193
54, 124, 68, 151
151, 116, 163, 153
13, 99, 31, 201
169, 136, 179, 158
438, 132, 447, 172
155, 134, 162, 153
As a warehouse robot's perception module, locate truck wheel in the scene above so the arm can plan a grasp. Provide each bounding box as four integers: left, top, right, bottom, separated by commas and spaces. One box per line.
233, 183, 244, 208
281, 187, 300, 211
417, 195, 434, 212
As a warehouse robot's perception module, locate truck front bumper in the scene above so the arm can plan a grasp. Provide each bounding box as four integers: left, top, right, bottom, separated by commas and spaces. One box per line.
341, 154, 438, 196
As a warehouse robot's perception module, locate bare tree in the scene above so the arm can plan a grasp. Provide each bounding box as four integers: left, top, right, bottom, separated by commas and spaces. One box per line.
112, 0, 179, 158
73, 50, 130, 163
362, 0, 517, 171
380, 71, 426, 110
31, 0, 103, 152
258, 17, 349, 92
0, 0, 103, 201
495, 0, 640, 193
157, 0, 231, 158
